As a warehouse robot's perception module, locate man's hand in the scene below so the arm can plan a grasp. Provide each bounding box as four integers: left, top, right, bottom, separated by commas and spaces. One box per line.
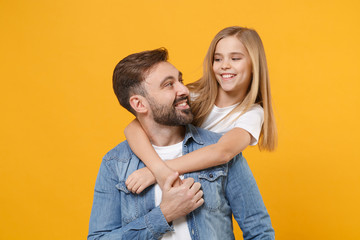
160, 172, 204, 223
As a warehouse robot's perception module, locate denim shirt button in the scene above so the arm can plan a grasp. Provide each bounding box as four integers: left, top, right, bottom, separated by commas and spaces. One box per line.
209, 173, 213, 178
191, 229, 194, 235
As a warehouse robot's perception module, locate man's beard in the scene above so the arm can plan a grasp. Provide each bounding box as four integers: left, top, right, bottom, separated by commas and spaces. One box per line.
147, 96, 193, 126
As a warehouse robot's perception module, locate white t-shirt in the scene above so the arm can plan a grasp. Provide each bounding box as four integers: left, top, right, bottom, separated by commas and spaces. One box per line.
153, 141, 192, 240
201, 104, 264, 145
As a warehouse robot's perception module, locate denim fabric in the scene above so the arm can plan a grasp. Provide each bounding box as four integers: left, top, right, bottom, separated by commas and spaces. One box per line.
88, 125, 275, 240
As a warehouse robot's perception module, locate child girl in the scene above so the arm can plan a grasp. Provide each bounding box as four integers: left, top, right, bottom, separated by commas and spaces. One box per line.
125, 26, 277, 193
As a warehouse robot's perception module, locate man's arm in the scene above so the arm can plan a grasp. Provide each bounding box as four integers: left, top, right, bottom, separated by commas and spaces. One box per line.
88, 159, 203, 240
226, 154, 275, 240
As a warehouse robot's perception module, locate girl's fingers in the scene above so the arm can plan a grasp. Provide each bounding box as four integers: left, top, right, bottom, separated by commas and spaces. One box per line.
126, 177, 134, 190
132, 182, 141, 193
136, 185, 145, 194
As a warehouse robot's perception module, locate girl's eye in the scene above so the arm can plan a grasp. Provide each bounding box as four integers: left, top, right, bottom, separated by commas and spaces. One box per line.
214, 58, 222, 62
232, 58, 241, 61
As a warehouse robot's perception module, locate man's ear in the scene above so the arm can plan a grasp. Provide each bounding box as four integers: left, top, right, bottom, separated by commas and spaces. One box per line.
129, 95, 148, 114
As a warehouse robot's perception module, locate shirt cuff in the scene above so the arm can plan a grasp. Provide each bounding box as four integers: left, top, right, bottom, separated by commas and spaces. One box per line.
144, 206, 174, 239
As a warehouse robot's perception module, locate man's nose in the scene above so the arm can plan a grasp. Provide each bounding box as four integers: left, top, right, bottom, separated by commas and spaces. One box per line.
176, 82, 189, 96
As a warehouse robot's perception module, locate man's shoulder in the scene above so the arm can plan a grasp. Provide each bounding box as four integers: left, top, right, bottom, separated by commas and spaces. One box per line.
103, 140, 133, 162
187, 124, 222, 145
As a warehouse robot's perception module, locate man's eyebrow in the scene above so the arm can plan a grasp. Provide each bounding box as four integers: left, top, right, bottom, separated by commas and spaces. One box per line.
159, 71, 182, 86
160, 76, 175, 86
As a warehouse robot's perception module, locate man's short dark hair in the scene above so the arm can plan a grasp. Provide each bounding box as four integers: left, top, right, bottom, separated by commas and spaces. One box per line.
112, 48, 168, 115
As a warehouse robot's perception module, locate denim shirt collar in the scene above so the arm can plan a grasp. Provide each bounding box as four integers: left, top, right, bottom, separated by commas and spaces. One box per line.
184, 124, 204, 146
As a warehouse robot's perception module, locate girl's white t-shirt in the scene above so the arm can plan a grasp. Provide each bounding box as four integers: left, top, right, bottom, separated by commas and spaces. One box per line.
201, 104, 264, 145
153, 141, 192, 240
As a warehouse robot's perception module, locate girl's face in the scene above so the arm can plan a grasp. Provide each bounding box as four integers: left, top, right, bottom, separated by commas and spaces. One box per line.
213, 36, 252, 99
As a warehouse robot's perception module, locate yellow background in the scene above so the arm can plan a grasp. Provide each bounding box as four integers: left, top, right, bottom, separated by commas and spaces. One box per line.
1, 0, 359, 239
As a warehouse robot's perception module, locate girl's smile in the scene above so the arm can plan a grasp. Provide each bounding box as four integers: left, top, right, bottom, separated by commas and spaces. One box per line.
220, 73, 237, 80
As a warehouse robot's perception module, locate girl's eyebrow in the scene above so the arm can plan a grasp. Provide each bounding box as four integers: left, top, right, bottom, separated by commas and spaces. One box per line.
214, 52, 245, 56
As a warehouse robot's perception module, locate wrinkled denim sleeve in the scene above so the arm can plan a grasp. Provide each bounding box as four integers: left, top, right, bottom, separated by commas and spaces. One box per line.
226, 154, 275, 240
88, 159, 172, 240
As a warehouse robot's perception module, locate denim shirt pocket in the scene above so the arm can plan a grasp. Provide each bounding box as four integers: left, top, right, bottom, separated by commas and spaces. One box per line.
198, 167, 227, 211
116, 181, 139, 224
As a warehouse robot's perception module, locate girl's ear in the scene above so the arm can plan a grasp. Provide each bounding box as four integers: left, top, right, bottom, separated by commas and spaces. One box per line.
129, 95, 148, 114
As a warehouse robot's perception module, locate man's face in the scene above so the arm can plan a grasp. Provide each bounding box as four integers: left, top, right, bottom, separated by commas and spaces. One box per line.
143, 61, 193, 126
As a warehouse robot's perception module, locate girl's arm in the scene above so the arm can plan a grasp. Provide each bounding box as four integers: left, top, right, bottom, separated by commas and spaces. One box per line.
124, 119, 181, 192
165, 127, 251, 173
126, 120, 251, 193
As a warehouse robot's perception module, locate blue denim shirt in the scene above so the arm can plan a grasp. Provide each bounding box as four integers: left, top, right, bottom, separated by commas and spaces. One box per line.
88, 125, 274, 240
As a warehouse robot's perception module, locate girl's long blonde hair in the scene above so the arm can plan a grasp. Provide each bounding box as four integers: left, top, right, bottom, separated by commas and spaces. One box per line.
187, 26, 277, 151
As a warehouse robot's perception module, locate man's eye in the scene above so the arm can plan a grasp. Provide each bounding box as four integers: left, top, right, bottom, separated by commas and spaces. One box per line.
165, 82, 173, 87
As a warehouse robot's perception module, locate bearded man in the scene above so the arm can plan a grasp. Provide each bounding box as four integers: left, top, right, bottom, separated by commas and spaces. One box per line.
88, 48, 274, 240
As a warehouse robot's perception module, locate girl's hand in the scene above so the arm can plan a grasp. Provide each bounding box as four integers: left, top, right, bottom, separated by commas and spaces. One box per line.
126, 167, 156, 194
126, 166, 182, 194
155, 165, 182, 190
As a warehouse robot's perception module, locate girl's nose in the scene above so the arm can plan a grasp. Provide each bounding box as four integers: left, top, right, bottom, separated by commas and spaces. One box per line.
221, 60, 230, 70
